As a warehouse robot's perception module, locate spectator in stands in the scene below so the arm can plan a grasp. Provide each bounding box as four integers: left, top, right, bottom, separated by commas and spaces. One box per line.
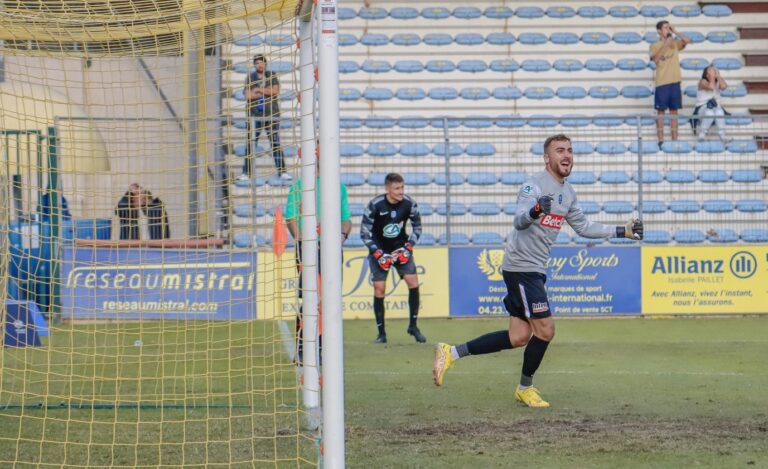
650, 21, 690, 146
693, 65, 730, 142
116, 183, 170, 240
238, 54, 288, 182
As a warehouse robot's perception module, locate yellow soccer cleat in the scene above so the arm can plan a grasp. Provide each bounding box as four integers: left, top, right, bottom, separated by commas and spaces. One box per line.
514, 386, 550, 408
433, 343, 455, 386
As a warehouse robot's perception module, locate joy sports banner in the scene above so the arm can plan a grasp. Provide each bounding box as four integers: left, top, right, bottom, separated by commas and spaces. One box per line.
449, 246, 641, 317
642, 246, 767, 314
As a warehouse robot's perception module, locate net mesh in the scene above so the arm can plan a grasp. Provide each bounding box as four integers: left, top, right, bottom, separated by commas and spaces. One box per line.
0, 0, 315, 467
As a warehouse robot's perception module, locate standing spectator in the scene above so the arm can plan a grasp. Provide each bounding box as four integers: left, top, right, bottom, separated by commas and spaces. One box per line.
360, 173, 426, 344
116, 184, 170, 240
141, 190, 170, 240
650, 21, 690, 146
694, 65, 730, 142
238, 54, 288, 182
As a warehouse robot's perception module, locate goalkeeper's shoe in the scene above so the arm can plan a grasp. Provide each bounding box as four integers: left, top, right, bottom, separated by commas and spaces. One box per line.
407, 326, 427, 343
374, 333, 387, 344
514, 386, 550, 408
432, 343, 455, 386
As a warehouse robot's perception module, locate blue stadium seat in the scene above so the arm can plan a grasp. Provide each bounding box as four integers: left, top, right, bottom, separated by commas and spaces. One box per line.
546, 6, 576, 18
268, 175, 293, 188
338, 34, 357, 46
458, 60, 488, 73
669, 200, 700, 213
661, 141, 692, 154
708, 229, 738, 243
463, 116, 494, 128
666, 169, 696, 183
495, 114, 526, 127
423, 33, 453, 46
265, 34, 294, 46
232, 89, 246, 101
359, 6, 388, 20
233, 143, 262, 157
567, 171, 597, 185
573, 236, 604, 245
609, 6, 638, 17
585, 58, 615, 71
398, 116, 428, 128
433, 142, 464, 157
453, 6, 482, 19
503, 202, 518, 215
426, 60, 455, 73
501, 171, 527, 185
645, 230, 672, 244
490, 59, 520, 72
438, 232, 471, 246
578, 6, 607, 18
553, 60, 583, 73
364, 116, 396, 128
436, 202, 467, 216
633, 170, 664, 183
702, 5, 732, 17
675, 229, 706, 244
339, 61, 360, 73
233, 204, 266, 218
391, 33, 421, 46
278, 90, 295, 102
617, 58, 647, 71
461, 87, 491, 100
561, 114, 591, 127
233, 233, 266, 248
421, 6, 451, 20
601, 171, 630, 184
555, 231, 571, 245
727, 140, 758, 153
344, 233, 366, 247
234, 35, 263, 47
486, 32, 516, 45
737, 199, 767, 213
622, 86, 653, 99
681, 57, 709, 71
640, 5, 669, 17
493, 86, 523, 100
428, 87, 459, 100
626, 115, 657, 126
672, 5, 701, 17
418, 203, 434, 217
596, 141, 626, 154
712, 58, 742, 70
467, 172, 498, 185
434, 172, 465, 186
579, 201, 601, 215
516, 6, 545, 18
419, 233, 437, 246
702, 199, 734, 213
455, 33, 485, 46
589, 86, 620, 99
603, 201, 634, 214
610, 237, 637, 245
396, 87, 426, 101
581, 32, 610, 44
472, 232, 505, 245
362, 60, 391, 73
518, 32, 548, 45
233, 176, 266, 188
726, 115, 753, 126
698, 169, 729, 183
402, 172, 432, 186
722, 84, 748, 98
695, 140, 726, 153
530, 143, 544, 154
232, 62, 249, 74
741, 229, 768, 243
524, 86, 555, 99
469, 202, 502, 215
641, 200, 667, 214
267, 61, 293, 74
339, 88, 361, 101
360, 33, 389, 46
550, 32, 579, 45
613, 32, 642, 44
430, 116, 462, 128
707, 31, 738, 43
399, 143, 430, 157
349, 203, 366, 217
521, 59, 551, 72
731, 169, 762, 183
572, 141, 594, 155
366, 143, 397, 157
593, 114, 624, 127
389, 7, 419, 20
643, 32, 660, 43
528, 114, 559, 127
682, 31, 706, 43
684, 85, 698, 98
466, 143, 496, 157
484, 6, 514, 18
557, 86, 587, 99
367, 172, 387, 186
340, 173, 365, 187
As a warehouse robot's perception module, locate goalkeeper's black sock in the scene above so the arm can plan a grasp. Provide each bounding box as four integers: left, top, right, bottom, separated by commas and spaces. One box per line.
459, 330, 513, 357
520, 335, 550, 387
373, 296, 385, 335
408, 287, 419, 328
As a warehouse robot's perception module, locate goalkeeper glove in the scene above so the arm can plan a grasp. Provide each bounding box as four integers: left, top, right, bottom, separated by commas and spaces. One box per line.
393, 245, 412, 264
373, 249, 392, 271
617, 218, 644, 240
529, 195, 553, 219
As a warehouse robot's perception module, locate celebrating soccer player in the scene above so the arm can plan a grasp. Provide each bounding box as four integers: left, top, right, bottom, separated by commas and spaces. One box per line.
360, 172, 426, 344
432, 134, 643, 408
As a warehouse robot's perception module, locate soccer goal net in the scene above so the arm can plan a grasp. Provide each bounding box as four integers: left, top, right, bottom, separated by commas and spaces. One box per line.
0, 0, 323, 466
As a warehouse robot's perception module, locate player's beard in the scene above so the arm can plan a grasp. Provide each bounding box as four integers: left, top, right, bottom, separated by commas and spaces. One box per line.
550, 160, 572, 178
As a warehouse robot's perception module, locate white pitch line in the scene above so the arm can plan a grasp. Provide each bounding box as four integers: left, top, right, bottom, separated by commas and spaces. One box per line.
347, 369, 749, 377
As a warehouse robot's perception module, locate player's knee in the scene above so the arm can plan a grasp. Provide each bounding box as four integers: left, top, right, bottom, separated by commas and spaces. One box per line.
509, 333, 530, 348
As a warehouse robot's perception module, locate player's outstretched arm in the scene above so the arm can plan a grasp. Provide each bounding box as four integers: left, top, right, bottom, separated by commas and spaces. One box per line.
360, 199, 379, 253
617, 219, 644, 240
566, 200, 616, 239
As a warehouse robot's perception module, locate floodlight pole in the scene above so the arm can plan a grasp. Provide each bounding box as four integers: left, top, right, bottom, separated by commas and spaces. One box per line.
315, 0, 346, 466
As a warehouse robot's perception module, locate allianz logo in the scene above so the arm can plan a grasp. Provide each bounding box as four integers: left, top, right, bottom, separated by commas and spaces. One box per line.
650, 251, 757, 279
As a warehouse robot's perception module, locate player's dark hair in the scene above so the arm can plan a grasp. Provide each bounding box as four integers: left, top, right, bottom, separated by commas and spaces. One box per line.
543, 134, 571, 153
253, 54, 266, 64
656, 20, 669, 31
385, 172, 404, 185
701, 65, 716, 80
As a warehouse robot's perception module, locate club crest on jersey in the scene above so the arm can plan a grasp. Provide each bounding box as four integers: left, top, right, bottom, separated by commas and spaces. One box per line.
539, 213, 564, 229
558, 194, 563, 205
383, 222, 403, 238
522, 185, 532, 194
391, 210, 397, 219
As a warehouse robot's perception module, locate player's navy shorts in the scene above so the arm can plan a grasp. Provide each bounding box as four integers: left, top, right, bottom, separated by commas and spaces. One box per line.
368, 253, 417, 282
502, 270, 551, 320
654, 82, 682, 111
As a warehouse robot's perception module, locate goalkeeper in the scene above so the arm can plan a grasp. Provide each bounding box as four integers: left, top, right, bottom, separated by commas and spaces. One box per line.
360, 173, 426, 344
433, 134, 643, 408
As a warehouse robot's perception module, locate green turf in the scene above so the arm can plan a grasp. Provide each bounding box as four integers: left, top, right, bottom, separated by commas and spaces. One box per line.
343, 317, 768, 469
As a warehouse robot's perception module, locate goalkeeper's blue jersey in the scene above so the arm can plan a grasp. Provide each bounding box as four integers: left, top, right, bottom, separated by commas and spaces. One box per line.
502, 170, 614, 274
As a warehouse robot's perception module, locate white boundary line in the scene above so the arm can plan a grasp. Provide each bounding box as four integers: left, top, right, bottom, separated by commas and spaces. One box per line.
347, 369, 748, 377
